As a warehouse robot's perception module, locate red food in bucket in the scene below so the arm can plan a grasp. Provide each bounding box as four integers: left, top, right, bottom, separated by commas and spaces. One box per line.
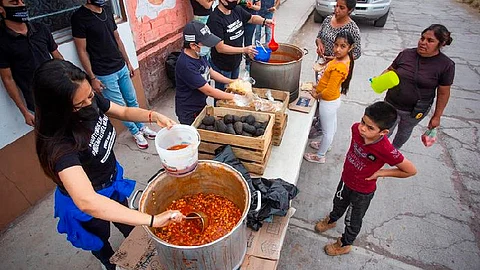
166, 144, 190, 151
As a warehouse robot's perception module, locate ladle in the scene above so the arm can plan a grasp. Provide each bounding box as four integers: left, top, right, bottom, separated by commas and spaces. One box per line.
185, 211, 208, 232
268, 19, 279, 52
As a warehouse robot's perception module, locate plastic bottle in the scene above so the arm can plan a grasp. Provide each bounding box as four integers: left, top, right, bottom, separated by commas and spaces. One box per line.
421, 128, 437, 147
369, 71, 400, 94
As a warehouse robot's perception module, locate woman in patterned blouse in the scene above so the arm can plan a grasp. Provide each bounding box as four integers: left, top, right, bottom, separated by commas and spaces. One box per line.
315, 0, 361, 61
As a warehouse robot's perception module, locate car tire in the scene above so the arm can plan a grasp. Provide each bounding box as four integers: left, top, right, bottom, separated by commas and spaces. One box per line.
313, 11, 324, 23
374, 10, 389, 27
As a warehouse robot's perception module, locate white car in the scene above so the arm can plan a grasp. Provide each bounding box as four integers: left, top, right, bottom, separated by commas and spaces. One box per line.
314, 0, 391, 27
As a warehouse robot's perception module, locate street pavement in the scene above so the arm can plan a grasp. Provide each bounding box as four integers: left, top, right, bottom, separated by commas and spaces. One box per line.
0, 0, 479, 269
277, 0, 480, 269
0, 0, 315, 269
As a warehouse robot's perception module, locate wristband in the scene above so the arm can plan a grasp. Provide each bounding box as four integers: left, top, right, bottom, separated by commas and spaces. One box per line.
149, 215, 154, 227
148, 110, 153, 124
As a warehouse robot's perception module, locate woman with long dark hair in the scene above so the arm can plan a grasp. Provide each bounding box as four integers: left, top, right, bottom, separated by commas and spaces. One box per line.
33, 59, 184, 270
384, 24, 455, 149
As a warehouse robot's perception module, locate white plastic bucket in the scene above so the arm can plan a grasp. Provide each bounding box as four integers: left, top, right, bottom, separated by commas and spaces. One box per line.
154, 125, 200, 177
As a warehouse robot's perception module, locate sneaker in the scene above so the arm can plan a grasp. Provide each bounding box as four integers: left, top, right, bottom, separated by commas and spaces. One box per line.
314, 216, 336, 233
133, 132, 148, 149
141, 126, 157, 140
324, 238, 351, 256
309, 141, 332, 152
303, 153, 326, 164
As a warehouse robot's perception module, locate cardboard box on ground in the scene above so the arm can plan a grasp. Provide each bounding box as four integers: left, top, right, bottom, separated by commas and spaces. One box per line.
111, 208, 296, 270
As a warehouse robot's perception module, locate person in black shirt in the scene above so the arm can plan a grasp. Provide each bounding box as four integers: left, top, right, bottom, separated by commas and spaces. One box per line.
72, 0, 157, 150
0, 0, 63, 126
190, 0, 214, 24
33, 59, 184, 270
207, 0, 274, 90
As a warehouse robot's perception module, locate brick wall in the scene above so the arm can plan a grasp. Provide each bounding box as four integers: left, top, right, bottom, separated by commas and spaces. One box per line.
125, 0, 193, 105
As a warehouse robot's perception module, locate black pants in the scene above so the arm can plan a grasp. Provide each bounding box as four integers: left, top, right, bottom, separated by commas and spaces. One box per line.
81, 192, 134, 270
328, 180, 375, 246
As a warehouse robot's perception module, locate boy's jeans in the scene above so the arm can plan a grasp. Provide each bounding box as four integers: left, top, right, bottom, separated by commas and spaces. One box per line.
97, 64, 144, 136
329, 180, 375, 246
255, 12, 273, 44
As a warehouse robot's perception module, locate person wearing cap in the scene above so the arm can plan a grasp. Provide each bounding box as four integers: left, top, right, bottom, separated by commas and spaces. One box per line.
0, 0, 63, 126
207, 0, 274, 90
175, 21, 247, 125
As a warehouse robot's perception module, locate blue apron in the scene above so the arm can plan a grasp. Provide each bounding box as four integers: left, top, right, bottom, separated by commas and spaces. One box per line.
53, 162, 135, 251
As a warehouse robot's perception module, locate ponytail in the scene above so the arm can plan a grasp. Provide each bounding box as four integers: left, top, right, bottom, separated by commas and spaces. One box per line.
341, 49, 354, 95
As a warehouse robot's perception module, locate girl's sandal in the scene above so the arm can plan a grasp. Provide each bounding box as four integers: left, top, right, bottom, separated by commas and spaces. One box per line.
303, 153, 326, 164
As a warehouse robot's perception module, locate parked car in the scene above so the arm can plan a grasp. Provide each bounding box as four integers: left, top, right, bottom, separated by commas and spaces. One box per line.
314, 0, 391, 27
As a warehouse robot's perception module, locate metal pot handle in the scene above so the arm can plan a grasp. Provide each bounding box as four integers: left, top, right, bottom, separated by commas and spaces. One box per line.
147, 168, 165, 183
129, 189, 143, 210
254, 190, 262, 212
303, 48, 309, 56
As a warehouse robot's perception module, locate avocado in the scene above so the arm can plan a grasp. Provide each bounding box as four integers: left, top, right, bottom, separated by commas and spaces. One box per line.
253, 121, 263, 129
202, 115, 215, 126
255, 128, 265, 137
198, 124, 206, 129
234, 121, 243, 135
226, 123, 236, 135
240, 116, 247, 123
223, 114, 234, 124
205, 125, 215, 131
245, 115, 256, 125
242, 123, 256, 135
233, 115, 241, 123
214, 120, 227, 133
241, 131, 253, 137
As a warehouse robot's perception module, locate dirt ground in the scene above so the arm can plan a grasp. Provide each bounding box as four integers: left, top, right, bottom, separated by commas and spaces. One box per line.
458, 0, 480, 11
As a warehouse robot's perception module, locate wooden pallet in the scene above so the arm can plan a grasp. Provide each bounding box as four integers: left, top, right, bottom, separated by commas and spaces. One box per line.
217, 88, 289, 146
192, 106, 274, 175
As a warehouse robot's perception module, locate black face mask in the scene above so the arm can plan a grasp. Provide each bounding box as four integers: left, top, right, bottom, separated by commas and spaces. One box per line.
2, 6, 29, 23
75, 98, 100, 122
90, 0, 106, 7
223, 0, 237, 10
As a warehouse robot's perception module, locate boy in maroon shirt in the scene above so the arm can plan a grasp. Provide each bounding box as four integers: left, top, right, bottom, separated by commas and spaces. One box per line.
316, 101, 417, 256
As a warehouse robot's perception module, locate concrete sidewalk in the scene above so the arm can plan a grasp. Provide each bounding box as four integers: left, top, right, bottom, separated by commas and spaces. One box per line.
0, 1, 316, 269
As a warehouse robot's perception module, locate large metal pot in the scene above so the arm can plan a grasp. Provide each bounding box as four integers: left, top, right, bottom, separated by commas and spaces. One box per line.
250, 43, 308, 101
133, 160, 257, 270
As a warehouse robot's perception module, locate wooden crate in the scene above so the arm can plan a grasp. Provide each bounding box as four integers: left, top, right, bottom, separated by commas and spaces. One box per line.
192, 106, 274, 175
216, 88, 289, 146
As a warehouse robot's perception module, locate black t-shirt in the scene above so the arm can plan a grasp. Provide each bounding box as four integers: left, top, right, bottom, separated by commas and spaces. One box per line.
207, 6, 252, 71
71, 6, 125, 75
190, 0, 212, 16
175, 51, 210, 123
54, 94, 117, 191
0, 22, 57, 111
386, 48, 455, 111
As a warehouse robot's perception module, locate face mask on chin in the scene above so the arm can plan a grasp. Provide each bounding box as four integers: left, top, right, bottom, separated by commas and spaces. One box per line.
2, 6, 29, 23
90, 0, 106, 7
223, 0, 238, 10
75, 98, 101, 122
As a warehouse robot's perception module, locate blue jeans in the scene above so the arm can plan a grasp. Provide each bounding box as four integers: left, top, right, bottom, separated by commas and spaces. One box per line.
209, 59, 240, 91
96, 64, 144, 135
255, 12, 273, 44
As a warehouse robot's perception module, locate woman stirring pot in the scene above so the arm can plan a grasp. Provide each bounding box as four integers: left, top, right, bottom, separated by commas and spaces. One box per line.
383, 24, 455, 149
33, 59, 185, 270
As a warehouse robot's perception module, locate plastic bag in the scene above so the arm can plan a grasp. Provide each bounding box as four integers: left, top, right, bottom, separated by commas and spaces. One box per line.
165, 52, 181, 86
421, 128, 437, 147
